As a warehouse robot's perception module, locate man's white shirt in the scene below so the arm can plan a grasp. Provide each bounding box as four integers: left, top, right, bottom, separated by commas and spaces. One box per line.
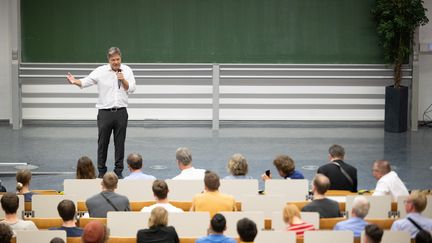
80, 64, 136, 109
140, 202, 183, 213
172, 167, 206, 180
373, 171, 409, 200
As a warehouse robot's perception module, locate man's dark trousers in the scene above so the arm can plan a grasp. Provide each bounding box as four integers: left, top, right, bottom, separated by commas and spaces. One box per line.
97, 108, 128, 178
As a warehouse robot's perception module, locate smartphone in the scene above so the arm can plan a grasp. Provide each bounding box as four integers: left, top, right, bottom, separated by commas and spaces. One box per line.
265, 170, 271, 177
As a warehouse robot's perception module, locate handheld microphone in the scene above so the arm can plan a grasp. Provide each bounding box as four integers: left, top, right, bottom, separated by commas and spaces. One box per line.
116, 68, 123, 89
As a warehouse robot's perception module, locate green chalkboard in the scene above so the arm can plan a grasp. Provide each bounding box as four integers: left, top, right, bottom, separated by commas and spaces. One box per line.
21, 0, 383, 63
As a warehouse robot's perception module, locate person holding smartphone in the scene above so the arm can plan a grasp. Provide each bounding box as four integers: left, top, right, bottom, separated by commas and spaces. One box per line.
261, 154, 304, 181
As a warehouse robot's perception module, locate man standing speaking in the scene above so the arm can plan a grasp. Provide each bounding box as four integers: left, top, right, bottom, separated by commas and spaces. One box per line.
67, 47, 136, 178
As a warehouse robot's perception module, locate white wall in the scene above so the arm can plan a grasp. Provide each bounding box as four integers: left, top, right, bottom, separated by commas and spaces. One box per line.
0, 0, 12, 121
418, 0, 432, 121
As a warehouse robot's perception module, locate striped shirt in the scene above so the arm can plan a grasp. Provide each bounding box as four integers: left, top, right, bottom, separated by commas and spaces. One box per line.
286, 222, 315, 236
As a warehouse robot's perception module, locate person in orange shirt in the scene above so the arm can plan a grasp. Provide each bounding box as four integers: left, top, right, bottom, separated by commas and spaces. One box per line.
190, 171, 236, 217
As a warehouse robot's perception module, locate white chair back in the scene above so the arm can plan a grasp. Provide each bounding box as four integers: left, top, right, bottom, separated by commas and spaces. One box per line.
108, 211, 150, 237
219, 179, 259, 197
168, 212, 210, 237
117, 179, 155, 201
0, 195, 24, 219
219, 211, 265, 237
346, 195, 392, 219
16, 230, 66, 243
264, 179, 309, 202
32, 195, 78, 218
165, 179, 204, 201
361, 230, 410, 243
255, 231, 296, 243
240, 195, 286, 218
63, 179, 102, 201
304, 230, 354, 243
271, 211, 319, 230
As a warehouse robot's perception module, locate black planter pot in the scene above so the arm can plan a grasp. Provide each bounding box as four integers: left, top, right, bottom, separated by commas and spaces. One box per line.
384, 85, 408, 133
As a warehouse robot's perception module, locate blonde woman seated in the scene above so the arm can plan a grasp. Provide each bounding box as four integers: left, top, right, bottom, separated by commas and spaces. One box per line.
137, 207, 179, 243
224, 154, 253, 179
283, 204, 315, 236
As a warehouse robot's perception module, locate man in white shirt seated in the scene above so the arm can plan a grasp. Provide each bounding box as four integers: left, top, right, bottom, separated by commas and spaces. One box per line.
124, 153, 156, 180
141, 180, 183, 212
0, 192, 38, 234
172, 147, 205, 180
391, 191, 432, 238
372, 160, 409, 200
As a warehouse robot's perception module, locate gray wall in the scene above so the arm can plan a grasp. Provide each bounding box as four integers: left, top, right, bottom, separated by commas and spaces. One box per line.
0, 0, 12, 121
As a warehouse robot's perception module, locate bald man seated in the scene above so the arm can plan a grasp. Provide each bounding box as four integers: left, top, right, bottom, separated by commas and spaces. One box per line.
372, 160, 409, 201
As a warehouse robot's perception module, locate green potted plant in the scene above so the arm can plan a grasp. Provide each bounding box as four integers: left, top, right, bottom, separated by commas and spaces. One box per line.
371, 0, 428, 132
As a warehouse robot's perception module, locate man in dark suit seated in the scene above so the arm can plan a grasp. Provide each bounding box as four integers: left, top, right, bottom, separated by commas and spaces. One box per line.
317, 144, 357, 192
85, 172, 130, 217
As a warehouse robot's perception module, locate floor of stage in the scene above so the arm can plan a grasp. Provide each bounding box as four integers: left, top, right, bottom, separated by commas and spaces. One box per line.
0, 121, 431, 192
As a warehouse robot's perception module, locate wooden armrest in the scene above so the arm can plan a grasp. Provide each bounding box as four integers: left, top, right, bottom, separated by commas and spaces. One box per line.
26, 217, 63, 229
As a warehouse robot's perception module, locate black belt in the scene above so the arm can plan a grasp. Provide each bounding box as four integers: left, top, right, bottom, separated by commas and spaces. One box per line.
100, 107, 126, 112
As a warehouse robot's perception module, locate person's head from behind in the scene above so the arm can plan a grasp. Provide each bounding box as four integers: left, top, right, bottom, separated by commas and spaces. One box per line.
57, 199, 76, 222
148, 207, 168, 228
50, 237, 65, 243
237, 218, 257, 242
152, 180, 169, 201
210, 213, 227, 234
175, 147, 192, 169
0, 192, 19, 215
16, 169, 32, 192
82, 220, 109, 243
351, 196, 370, 219
101, 172, 118, 191
107, 47, 122, 71
273, 155, 295, 178
415, 229, 432, 243
282, 204, 301, 225
364, 224, 383, 243
372, 160, 391, 180
0, 223, 13, 243
76, 156, 96, 179
328, 144, 345, 161
227, 154, 249, 176
127, 153, 143, 172
312, 173, 331, 196
204, 171, 220, 192
405, 191, 428, 214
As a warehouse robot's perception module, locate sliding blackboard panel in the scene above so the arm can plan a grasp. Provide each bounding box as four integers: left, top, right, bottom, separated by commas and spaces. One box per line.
21, 0, 383, 63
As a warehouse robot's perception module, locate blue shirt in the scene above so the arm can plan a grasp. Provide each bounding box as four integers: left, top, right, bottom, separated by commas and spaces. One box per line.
285, 170, 304, 179
124, 171, 156, 180
391, 212, 432, 238
334, 217, 368, 237
49, 226, 83, 237
196, 234, 237, 243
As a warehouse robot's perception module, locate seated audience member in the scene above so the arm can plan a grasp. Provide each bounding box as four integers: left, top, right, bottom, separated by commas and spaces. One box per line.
224, 154, 253, 179
124, 153, 156, 180
302, 174, 341, 218
283, 204, 315, 236
334, 196, 370, 237
262, 154, 304, 180
317, 144, 357, 192
0, 180, 6, 192
76, 156, 96, 179
141, 180, 183, 212
191, 171, 237, 217
371, 160, 409, 200
0, 223, 13, 243
237, 218, 258, 243
196, 213, 236, 243
16, 169, 35, 202
364, 224, 383, 243
0, 192, 38, 233
82, 220, 109, 243
391, 191, 432, 238
49, 199, 83, 237
172, 147, 206, 180
50, 237, 65, 243
137, 207, 179, 243
86, 172, 130, 218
